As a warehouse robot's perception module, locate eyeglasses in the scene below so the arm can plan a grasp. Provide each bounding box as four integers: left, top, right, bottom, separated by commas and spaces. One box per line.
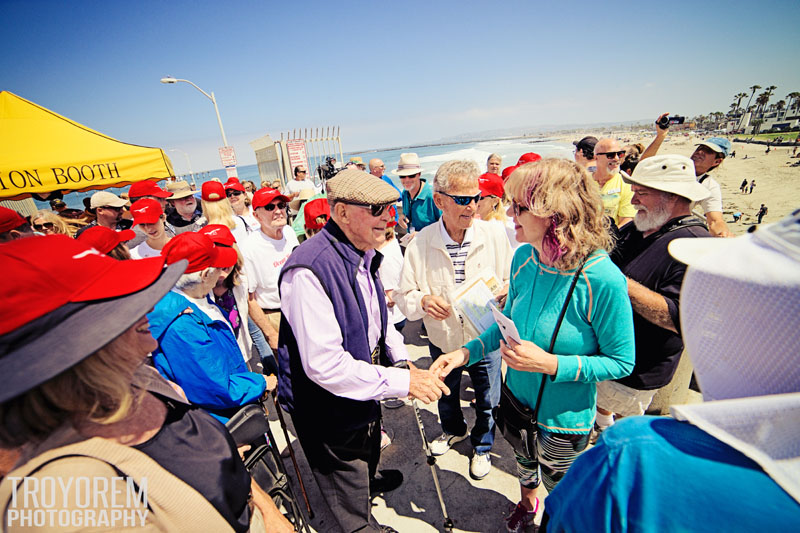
262, 202, 287, 212
33, 222, 55, 231
596, 150, 626, 159
439, 191, 481, 206
226, 190, 243, 197
297, 170, 307, 174
345, 202, 392, 217
511, 201, 529, 217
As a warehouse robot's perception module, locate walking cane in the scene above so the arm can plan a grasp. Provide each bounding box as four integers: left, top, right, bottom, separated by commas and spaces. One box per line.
409, 396, 455, 533
395, 361, 454, 532
271, 390, 315, 519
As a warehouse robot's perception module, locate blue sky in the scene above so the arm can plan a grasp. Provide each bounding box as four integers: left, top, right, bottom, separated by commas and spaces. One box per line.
3, 0, 799, 171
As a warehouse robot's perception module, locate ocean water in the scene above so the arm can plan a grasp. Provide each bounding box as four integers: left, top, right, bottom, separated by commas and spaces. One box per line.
36, 138, 574, 210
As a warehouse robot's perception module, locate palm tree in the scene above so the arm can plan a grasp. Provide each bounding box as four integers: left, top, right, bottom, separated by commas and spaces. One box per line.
744, 85, 762, 114
756, 92, 770, 117
734, 92, 748, 114
762, 85, 778, 112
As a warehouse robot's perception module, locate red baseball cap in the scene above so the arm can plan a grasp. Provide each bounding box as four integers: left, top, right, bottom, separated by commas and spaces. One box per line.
202, 181, 227, 202
224, 177, 246, 192
517, 152, 542, 165
501, 165, 518, 182
478, 173, 504, 198
199, 224, 237, 246
252, 188, 289, 210
131, 198, 164, 225
387, 205, 398, 228
304, 198, 330, 230
77, 226, 136, 254
129, 180, 173, 199
161, 232, 238, 274
0, 206, 28, 233
0, 235, 186, 402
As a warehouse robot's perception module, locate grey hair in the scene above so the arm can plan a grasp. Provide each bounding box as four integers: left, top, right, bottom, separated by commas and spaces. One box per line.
434, 160, 480, 192
487, 153, 502, 164
174, 267, 219, 292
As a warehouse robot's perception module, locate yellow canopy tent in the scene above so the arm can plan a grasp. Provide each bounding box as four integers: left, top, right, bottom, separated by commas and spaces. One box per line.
0, 91, 174, 200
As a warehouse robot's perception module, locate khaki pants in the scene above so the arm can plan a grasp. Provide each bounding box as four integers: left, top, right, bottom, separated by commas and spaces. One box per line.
261, 309, 281, 333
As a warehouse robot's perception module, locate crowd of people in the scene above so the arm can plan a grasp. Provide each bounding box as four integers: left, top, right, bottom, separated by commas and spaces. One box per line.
1, 119, 798, 533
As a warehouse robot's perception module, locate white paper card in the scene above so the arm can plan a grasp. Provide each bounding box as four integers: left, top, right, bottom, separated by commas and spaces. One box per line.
490, 303, 521, 345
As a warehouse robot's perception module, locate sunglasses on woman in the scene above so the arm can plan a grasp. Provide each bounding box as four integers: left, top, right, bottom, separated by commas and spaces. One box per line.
226, 190, 243, 197
262, 202, 287, 212
511, 201, 529, 217
33, 222, 55, 231
344, 202, 392, 217
440, 192, 481, 206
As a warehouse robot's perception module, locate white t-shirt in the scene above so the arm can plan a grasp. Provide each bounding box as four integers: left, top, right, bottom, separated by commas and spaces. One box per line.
692, 173, 723, 216
241, 225, 299, 309
378, 238, 407, 325
283, 179, 317, 196
173, 289, 235, 335
130, 239, 164, 259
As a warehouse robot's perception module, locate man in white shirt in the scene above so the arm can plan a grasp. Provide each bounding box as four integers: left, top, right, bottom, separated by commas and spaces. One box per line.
241, 187, 299, 351
283, 166, 317, 199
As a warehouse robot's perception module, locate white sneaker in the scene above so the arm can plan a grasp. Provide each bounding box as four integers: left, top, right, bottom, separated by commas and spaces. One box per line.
430, 431, 468, 456
470, 452, 491, 480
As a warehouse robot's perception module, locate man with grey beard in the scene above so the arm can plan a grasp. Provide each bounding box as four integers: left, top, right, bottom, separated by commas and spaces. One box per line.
593, 155, 710, 437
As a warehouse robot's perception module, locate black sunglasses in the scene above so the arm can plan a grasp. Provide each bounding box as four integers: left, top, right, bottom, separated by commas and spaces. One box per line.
33, 222, 55, 231
345, 202, 392, 217
226, 190, 243, 197
511, 201, 529, 217
596, 150, 626, 159
262, 202, 287, 212
100, 205, 124, 212
440, 191, 481, 206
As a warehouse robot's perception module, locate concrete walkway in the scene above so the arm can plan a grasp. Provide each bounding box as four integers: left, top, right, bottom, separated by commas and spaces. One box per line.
267, 319, 529, 532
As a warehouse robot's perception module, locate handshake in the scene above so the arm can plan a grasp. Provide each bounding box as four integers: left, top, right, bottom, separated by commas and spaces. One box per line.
402, 348, 472, 404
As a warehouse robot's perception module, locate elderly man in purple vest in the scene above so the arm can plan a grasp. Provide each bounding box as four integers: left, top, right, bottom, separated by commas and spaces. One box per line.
277, 168, 449, 533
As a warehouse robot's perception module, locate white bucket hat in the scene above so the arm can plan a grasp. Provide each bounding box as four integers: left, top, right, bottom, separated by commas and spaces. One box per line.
391, 153, 423, 176
624, 155, 709, 202
668, 209, 800, 503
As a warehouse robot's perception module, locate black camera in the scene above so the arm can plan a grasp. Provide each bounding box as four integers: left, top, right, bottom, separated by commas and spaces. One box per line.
656, 115, 685, 129
317, 157, 341, 182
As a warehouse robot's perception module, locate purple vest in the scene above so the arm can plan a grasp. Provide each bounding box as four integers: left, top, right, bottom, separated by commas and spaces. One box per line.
277, 220, 388, 432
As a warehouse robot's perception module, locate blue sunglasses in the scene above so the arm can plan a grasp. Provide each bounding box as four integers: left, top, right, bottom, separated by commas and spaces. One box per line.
440, 191, 481, 206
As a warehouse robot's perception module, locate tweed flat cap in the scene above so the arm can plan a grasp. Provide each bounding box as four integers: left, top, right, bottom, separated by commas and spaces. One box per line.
326, 168, 399, 205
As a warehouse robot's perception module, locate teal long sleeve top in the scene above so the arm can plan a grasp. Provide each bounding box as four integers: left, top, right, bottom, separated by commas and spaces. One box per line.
465, 246, 635, 434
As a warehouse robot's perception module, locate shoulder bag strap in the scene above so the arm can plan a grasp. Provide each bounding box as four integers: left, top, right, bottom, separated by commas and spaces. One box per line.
531, 260, 586, 419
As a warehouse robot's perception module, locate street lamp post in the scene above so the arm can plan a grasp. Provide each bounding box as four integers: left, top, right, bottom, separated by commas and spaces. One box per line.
168, 148, 196, 188
160, 76, 235, 175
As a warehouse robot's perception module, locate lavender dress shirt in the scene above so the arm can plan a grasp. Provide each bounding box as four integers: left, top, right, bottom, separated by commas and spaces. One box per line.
280, 249, 411, 401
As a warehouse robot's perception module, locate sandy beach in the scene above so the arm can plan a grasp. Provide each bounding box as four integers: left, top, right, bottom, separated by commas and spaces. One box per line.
555, 132, 800, 234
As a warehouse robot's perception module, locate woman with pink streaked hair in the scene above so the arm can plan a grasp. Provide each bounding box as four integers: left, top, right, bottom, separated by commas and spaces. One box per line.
432, 158, 634, 532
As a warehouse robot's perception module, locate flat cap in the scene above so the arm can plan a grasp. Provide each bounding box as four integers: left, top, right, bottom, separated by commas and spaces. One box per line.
326, 168, 399, 205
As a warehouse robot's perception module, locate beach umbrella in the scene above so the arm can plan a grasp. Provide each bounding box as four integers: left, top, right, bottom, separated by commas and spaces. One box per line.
0, 91, 174, 201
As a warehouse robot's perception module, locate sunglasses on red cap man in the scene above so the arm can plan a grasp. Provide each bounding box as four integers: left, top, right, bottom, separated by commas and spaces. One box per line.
0, 235, 186, 402
252, 188, 290, 210
161, 232, 238, 274
77, 226, 136, 254
128, 180, 173, 199
199, 224, 237, 246
131, 198, 164, 225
